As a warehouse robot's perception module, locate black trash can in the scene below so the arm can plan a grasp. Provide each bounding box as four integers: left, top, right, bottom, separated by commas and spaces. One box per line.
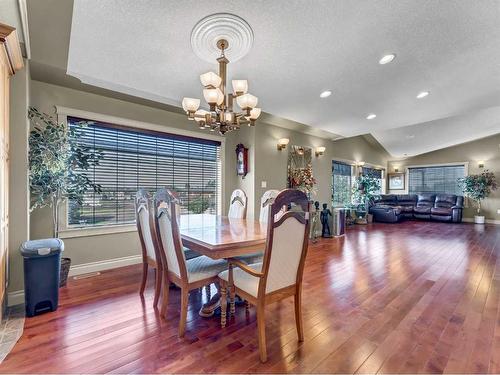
20, 238, 64, 317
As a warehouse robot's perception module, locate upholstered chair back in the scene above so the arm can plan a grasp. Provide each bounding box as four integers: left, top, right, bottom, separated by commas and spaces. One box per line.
228, 189, 247, 219
259, 190, 279, 223
135, 189, 157, 261
153, 188, 187, 280
260, 189, 310, 295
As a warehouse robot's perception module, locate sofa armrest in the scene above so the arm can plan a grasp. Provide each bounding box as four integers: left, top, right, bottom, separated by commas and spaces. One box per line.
451, 206, 463, 223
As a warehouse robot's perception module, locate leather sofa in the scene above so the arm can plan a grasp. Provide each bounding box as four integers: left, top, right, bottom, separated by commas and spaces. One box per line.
369, 193, 464, 223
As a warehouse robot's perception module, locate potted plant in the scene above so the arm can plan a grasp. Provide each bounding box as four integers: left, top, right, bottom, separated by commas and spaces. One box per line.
458, 170, 497, 224
352, 173, 381, 224
28, 107, 103, 286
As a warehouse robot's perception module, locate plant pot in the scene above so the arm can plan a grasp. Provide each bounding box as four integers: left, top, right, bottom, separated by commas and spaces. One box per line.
474, 215, 485, 224
60, 257, 71, 287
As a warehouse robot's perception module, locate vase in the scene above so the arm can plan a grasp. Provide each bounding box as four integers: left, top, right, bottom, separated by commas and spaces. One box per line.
474, 215, 485, 224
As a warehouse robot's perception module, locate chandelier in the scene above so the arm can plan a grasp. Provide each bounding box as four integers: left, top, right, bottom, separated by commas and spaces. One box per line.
182, 39, 261, 135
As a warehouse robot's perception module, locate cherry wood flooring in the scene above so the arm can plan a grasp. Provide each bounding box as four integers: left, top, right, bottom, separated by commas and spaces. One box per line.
2, 221, 500, 374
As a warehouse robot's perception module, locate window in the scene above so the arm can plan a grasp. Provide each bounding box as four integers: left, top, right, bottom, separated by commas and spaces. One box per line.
67, 117, 222, 228
362, 166, 384, 194
332, 161, 352, 207
408, 165, 465, 195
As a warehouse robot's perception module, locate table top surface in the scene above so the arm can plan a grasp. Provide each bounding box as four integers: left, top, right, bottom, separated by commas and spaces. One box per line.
179, 214, 267, 257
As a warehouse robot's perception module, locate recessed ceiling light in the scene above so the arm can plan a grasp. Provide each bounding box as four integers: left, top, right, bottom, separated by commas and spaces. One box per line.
416, 91, 429, 99
366, 113, 377, 120
379, 54, 396, 65
406, 134, 415, 139
320, 90, 332, 98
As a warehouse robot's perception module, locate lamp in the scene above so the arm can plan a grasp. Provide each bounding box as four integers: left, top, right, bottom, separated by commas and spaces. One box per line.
277, 138, 289, 151
182, 38, 260, 134
315, 146, 326, 157
182, 98, 200, 118
232, 80, 248, 95
194, 109, 209, 128
200, 71, 222, 88
478, 161, 485, 168
203, 88, 224, 107
246, 108, 261, 126
237, 93, 258, 111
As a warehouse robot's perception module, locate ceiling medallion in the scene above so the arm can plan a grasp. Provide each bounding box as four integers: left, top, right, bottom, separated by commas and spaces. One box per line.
190, 13, 254, 63
183, 14, 260, 135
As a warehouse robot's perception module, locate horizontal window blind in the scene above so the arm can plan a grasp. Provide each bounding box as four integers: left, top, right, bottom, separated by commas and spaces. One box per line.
362, 166, 383, 179
332, 161, 352, 207
408, 165, 465, 195
333, 161, 352, 176
67, 117, 221, 227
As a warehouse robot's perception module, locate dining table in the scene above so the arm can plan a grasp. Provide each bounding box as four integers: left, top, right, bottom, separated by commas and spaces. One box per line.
179, 214, 268, 316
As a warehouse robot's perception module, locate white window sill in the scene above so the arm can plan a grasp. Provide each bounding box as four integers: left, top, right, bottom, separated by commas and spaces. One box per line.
58, 224, 137, 239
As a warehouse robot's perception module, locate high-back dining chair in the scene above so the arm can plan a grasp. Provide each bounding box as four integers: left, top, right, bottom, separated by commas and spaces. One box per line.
259, 189, 279, 223
218, 189, 311, 362
228, 189, 247, 219
153, 188, 228, 337
135, 189, 162, 308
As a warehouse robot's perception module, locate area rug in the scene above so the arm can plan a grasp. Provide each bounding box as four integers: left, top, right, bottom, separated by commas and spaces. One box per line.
0, 305, 25, 362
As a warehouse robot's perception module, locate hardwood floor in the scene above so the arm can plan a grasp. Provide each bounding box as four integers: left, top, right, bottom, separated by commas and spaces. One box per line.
1, 221, 499, 373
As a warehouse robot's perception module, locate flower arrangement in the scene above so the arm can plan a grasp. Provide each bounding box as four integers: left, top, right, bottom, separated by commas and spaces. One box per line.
288, 163, 317, 193
458, 170, 497, 215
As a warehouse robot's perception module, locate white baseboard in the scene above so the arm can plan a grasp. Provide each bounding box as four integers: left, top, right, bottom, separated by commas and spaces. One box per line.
7, 290, 25, 307
462, 218, 500, 225
67, 254, 142, 276
7, 254, 142, 307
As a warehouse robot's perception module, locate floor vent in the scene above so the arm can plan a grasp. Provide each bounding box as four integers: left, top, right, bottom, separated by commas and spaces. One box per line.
73, 272, 101, 280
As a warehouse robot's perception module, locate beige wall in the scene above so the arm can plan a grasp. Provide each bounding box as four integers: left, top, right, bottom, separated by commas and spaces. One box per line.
9, 78, 390, 293
226, 122, 390, 221
12, 79, 228, 293
387, 133, 500, 221
8, 62, 30, 294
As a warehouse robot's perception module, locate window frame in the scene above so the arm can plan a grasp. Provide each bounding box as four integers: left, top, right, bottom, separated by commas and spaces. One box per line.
332, 161, 354, 208
331, 159, 386, 207
55, 106, 226, 239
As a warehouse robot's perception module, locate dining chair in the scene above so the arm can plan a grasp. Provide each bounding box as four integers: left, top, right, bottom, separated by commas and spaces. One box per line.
153, 188, 228, 337
135, 189, 163, 308
259, 189, 279, 223
234, 189, 279, 265
228, 189, 247, 219
218, 189, 311, 362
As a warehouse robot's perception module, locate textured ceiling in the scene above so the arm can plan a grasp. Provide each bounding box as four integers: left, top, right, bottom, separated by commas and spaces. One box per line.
59, 1, 500, 156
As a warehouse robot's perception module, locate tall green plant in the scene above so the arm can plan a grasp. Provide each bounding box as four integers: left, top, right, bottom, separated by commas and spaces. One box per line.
352, 173, 381, 212
28, 107, 103, 237
458, 170, 497, 215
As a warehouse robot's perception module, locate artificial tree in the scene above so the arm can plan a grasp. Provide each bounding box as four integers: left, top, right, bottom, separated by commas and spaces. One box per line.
458, 170, 497, 221
28, 107, 103, 237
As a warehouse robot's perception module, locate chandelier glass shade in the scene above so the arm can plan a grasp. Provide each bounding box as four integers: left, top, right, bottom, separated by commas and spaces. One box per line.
182, 39, 261, 135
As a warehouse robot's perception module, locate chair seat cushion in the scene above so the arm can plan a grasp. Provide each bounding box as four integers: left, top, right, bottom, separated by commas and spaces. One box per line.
183, 247, 201, 260
186, 255, 227, 283
431, 207, 452, 216
219, 262, 262, 298
234, 252, 264, 264
414, 206, 431, 214
399, 205, 414, 213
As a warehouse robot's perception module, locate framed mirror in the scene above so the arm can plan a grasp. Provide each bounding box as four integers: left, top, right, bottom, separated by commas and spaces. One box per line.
287, 145, 313, 190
